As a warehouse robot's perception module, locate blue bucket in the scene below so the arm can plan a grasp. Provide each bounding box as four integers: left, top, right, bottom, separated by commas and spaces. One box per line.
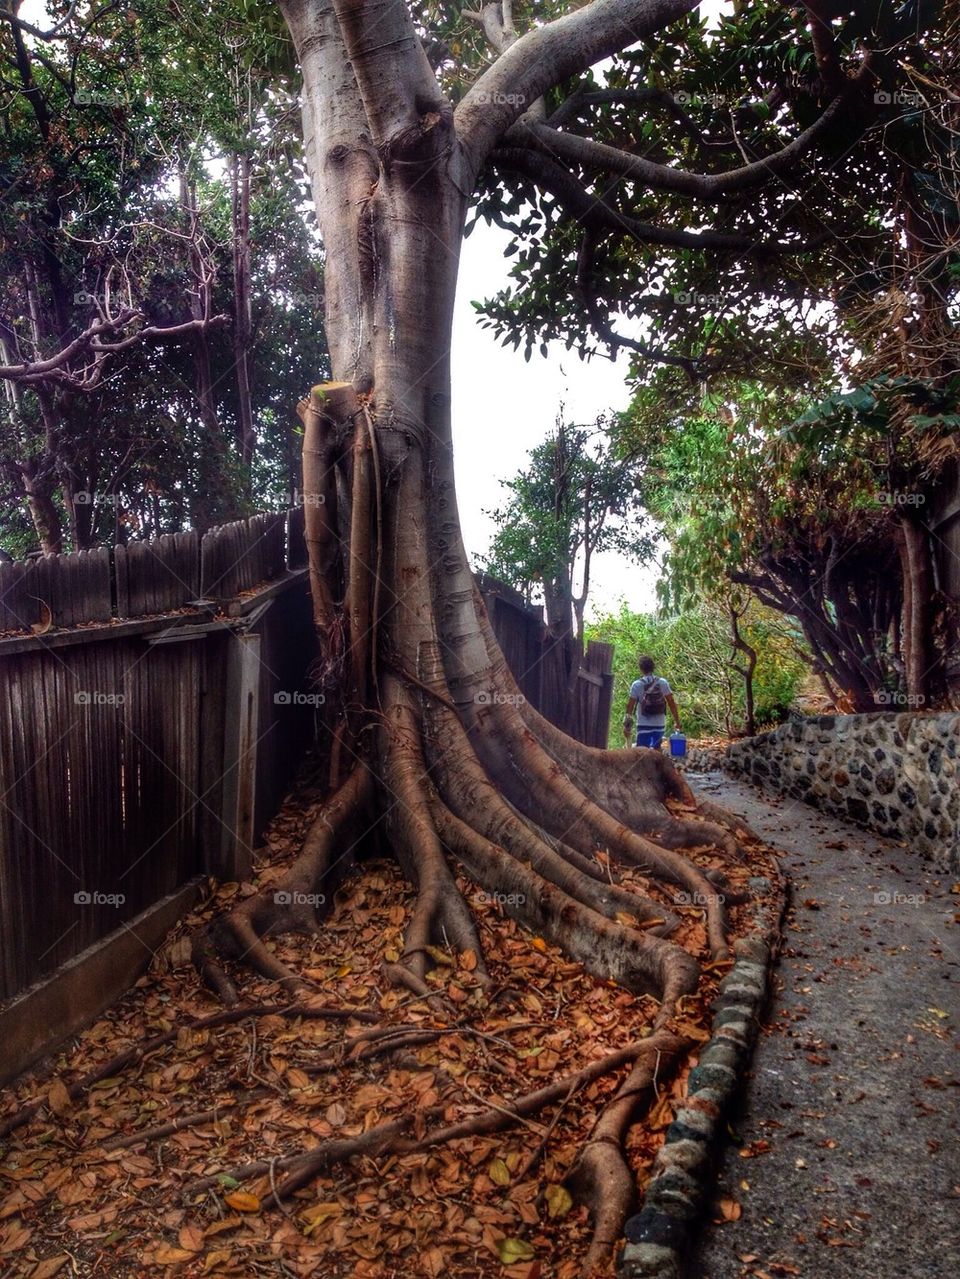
669, 732, 687, 757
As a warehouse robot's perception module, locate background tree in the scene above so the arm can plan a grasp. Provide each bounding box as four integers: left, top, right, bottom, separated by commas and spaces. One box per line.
481, 414, 653, 686
0, 0, 329, 551
587, 597, 808, 744
623, 369, 959, 711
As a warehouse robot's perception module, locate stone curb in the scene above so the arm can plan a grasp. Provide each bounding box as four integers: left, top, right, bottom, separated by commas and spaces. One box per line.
618, 927, 779, 1279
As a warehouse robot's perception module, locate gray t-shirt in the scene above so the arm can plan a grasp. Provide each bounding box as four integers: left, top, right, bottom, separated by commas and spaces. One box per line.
630, 675, 672, 728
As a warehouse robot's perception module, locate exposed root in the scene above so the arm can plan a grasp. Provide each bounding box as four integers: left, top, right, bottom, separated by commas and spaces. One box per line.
569, 1031, 688, 1274
192, 766, 373, 1005
431, 797, 698, 1005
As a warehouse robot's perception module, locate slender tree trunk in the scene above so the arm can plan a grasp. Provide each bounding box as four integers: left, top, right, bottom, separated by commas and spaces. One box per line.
898, 514, 935, 703
230, 151, 256, 472
729, 605, 757, 735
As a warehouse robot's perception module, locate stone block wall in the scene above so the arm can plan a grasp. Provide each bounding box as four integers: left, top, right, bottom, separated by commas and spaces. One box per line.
684, 713, 959, 871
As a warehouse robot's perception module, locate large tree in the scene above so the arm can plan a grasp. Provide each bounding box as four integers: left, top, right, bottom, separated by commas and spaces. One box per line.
178, 0, 943, 1263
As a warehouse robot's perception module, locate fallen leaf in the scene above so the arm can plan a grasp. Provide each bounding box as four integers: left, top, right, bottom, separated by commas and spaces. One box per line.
150, 1244, 197, 1264
178, 1224, 204, 1252
30, 1257, 69, 1279
545, 1184, 573, 1219
47, 1080, 72, 1117
498, 1238, 536, 1264
224, 1192, 260, 1213
716, 1195, 741, 1222
488, 1158, 511, 1187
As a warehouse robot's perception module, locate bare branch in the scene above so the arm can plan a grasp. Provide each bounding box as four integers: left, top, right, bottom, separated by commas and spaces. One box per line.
0, 2, 79, 42
0, 313, 229, 390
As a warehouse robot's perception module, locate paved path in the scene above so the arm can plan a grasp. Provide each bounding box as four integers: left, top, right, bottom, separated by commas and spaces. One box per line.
687, 770, 959, 1279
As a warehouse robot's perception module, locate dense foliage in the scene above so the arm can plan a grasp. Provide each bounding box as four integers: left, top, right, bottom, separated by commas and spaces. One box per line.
0, 0, 327, 554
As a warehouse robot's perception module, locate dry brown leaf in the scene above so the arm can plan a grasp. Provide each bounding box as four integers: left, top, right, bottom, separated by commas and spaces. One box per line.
30, 1256, 69, 1279
149, 1244, 197, 1265
716, 1195, 742, 1222
46, 1080, 71, 1117
178, 1224, 204, 1252
224, 1191, 260, 1213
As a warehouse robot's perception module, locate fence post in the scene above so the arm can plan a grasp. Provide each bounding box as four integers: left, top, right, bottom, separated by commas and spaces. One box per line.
217, 631, 262, 882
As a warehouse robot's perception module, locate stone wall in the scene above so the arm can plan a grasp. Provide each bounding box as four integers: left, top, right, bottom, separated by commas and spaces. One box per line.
683, 713, 959, 871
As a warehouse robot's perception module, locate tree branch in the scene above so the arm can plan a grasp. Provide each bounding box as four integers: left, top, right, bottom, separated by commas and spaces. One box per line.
575, 227, 698, 376
547, 86, 738, 151
510, 90, 854, 200
0, 313, 229, 389
456, 0, 698, 178
491, 146, 821, 255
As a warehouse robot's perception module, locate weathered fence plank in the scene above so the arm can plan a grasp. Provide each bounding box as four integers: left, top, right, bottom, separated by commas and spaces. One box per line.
116, 532, 200, 617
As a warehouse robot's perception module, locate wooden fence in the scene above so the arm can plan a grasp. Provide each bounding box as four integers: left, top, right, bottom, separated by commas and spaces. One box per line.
476, 574, 614, 748
0, 512, 316, 1002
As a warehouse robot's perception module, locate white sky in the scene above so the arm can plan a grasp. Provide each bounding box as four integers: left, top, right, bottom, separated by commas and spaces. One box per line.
451, 223, 663, 617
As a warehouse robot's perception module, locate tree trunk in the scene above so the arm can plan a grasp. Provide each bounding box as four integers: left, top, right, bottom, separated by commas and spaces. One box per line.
898, 514, 935, 704
230, 151, 256, 472
729, 604, 757, 736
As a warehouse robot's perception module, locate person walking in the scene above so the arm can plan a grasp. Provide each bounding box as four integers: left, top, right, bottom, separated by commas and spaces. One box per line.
622, 655, 681, 749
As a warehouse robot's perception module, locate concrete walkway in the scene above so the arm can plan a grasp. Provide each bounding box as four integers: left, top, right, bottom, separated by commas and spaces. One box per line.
687, 770, 959, 1279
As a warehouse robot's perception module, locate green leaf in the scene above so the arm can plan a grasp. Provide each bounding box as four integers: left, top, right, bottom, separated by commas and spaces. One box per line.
497, 1238, 535, 1264
545, 1184, 574, 1218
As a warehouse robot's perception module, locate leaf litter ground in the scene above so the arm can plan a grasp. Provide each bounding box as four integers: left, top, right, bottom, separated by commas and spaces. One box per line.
0, 766, 781, 1279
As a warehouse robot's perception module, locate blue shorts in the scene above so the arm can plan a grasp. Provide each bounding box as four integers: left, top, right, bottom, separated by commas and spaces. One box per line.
635, 729, 665, 750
